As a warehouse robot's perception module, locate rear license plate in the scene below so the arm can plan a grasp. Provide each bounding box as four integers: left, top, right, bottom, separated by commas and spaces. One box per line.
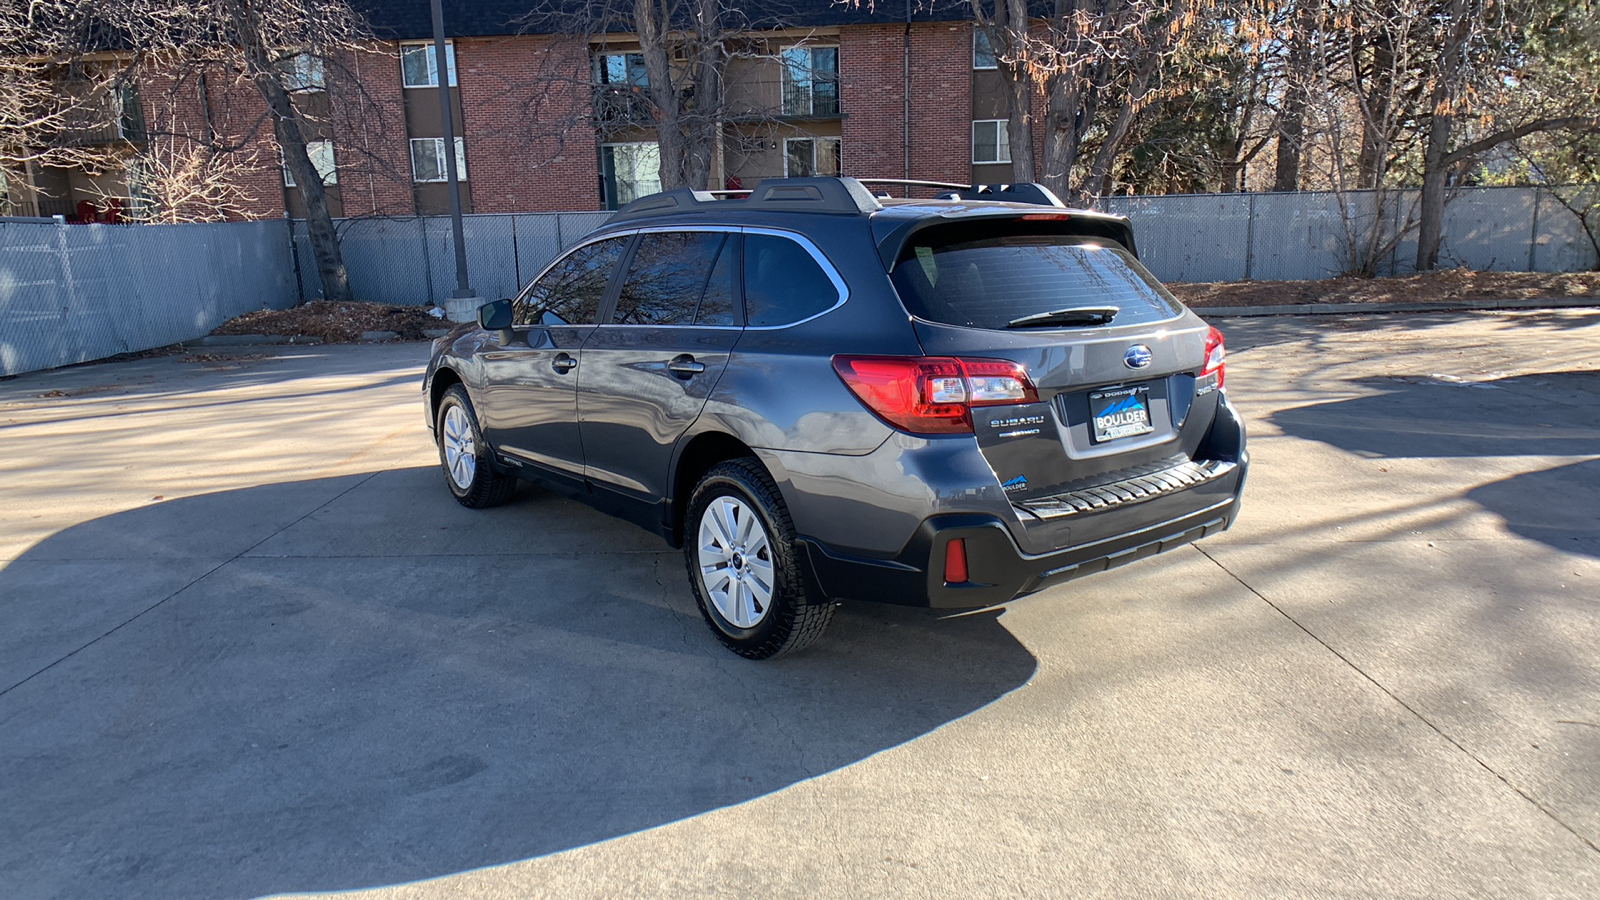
1089, 385, 1154, 442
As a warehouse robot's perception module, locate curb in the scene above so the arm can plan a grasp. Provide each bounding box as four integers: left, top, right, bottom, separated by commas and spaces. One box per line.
1195, 296, 1600, 317
194, 334, 321, 346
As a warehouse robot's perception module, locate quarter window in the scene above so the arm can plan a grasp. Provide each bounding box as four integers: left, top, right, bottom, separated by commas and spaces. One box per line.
400, 41, 457, 88
743, 234, 839, 327
973, 119, 1010, 164
515, 237, 629, 327
612, 232, 728, 326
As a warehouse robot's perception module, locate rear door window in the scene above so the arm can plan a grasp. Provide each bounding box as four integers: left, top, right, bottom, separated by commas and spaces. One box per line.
743, 233, 840, 327
612, 231, 729, 326
891, 225, 1183, 330
515, 236, 630, 326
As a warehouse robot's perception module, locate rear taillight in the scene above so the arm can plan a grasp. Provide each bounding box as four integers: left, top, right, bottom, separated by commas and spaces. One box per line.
1202, 326, 1226, 389
832, 355, 1039, 435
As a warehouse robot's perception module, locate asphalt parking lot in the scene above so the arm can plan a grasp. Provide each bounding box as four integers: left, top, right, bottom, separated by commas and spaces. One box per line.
2, 309, 1597, 899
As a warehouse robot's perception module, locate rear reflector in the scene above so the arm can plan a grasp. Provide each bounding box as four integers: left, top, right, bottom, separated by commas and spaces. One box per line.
943, 538, 969, 584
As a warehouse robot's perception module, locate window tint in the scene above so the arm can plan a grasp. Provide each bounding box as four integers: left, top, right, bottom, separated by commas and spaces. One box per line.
515, 237, 628, 326
743, 234, 839, 327
890, 225, 1183, 330
696, 235, 737, 326
613, 232, 727, 326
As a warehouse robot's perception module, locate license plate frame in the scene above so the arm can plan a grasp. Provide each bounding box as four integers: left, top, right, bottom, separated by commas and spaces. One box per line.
1088, 385, 1154, 443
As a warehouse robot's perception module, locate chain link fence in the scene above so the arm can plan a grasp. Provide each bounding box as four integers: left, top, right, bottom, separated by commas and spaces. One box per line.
1102, 185, 1598, 283
290, 212, 612, 305
1, 220, 295, 377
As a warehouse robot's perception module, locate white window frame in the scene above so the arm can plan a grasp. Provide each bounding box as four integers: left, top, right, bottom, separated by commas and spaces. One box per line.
284, 141, 338, 187
972, 119, 1011, 164
410, 137, 467, 183
780, 44, 840, 117
973, 29, 998, 70
783, 137, 842, 178
400, 41, 457, 89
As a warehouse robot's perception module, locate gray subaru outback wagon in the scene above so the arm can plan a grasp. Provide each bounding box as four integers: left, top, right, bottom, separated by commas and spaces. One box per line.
423, 177, 1246, 658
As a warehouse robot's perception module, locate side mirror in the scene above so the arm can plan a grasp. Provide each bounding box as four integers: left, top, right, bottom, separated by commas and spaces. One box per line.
478, 298, 513, 331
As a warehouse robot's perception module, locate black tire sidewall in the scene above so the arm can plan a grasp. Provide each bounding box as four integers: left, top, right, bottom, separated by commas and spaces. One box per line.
437, 386, 489, 501
685, 466, 800, 649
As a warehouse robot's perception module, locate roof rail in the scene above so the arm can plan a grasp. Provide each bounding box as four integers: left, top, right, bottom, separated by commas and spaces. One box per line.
851, 178, 1066, 208
608, 176, 883, 223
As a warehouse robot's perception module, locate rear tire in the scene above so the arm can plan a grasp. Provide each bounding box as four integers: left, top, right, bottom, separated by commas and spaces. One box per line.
436, 385, 517, 509
684, 458, 833, 659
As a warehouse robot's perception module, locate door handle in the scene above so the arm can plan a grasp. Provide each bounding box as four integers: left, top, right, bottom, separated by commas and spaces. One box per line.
552, 353, 577, 373
668, 356, 706, 377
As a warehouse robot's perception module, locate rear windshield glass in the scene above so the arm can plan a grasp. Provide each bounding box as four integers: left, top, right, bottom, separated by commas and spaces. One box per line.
890, 225, 1183, 330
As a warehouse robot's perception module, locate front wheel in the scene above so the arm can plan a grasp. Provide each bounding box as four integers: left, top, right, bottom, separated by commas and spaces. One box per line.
436, 384, 517, 508
684, 458, 833, 659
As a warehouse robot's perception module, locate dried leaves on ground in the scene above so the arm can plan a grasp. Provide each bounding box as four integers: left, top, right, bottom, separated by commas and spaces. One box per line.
210, 301, 443, 343
1169, 270, 1600, 308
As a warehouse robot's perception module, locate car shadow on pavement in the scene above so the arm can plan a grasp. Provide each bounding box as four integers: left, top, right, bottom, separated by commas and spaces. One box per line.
0, 474, 1037, 900
1271, 370, 1600, 557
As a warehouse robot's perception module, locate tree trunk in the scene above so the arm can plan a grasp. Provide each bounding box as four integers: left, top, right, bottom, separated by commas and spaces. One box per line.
1355, 29, 1395, 191
1273, 0, 1314, 192
1416, 0, 1471, 271
1038, 0, 1092, 200
1079, 46, 1163, 202
983, 0, 1035, 182
226, 0, 351, 304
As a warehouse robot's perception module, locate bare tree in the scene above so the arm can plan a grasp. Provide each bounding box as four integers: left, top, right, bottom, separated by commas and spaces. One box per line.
54, 0, 377, 302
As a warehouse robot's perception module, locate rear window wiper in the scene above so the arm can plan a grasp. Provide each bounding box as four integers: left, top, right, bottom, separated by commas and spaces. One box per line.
1005, 306, 1120, 329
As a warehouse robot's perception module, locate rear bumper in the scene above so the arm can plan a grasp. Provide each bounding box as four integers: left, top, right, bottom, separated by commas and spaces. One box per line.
798, 463, 1245, 609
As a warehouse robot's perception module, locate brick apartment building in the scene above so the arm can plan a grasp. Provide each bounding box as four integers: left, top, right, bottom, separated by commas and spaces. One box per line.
12, 0, 1041, 222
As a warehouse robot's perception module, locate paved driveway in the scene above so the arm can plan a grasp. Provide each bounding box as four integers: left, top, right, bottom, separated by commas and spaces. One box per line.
2, 310, 1597, 899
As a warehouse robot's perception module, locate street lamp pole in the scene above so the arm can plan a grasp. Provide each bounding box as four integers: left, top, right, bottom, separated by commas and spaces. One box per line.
431, 0, 478, 321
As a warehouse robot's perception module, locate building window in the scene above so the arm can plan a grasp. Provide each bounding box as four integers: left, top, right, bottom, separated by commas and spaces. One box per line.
781, 46, 839, 117
601, 142, 662, 209
284, 141, 338, 187
595, 52, 648, 87
410, 137, 467, 182
972, 119, 1010, 164
973, 29, 997, 70
286, 53, 326, 92
400, 41, 457, 88
784, 138, 841, 178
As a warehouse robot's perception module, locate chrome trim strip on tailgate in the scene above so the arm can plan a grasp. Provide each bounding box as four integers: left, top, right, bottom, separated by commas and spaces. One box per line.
1013, 456, 1238, 520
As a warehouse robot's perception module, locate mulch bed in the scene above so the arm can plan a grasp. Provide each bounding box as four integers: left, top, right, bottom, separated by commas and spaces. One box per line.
209, 300, 443, 343
1168, 269, 1600, 308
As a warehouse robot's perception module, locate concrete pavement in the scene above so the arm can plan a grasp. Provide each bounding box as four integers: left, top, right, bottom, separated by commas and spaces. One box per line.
1, 310, 1596, 898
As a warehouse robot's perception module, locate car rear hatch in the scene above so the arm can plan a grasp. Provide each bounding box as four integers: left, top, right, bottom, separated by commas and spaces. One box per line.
880, 213, 1236, 546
